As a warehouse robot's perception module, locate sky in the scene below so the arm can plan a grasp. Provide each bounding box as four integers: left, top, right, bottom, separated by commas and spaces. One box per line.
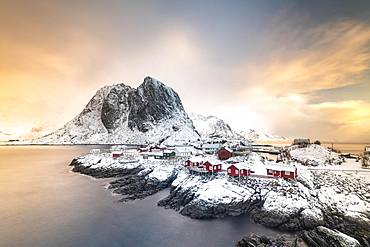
0, 0, 370, 142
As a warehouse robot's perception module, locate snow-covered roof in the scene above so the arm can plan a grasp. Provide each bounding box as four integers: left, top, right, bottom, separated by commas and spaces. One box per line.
265, 163, 296, 172
228, 162, 250, 170
204, 158, 223, 165
187, 156, 208, 163
142, 151, 163, 156
202, 143, 221, 149
220, 147, 233, 153
175, 146, 194, 152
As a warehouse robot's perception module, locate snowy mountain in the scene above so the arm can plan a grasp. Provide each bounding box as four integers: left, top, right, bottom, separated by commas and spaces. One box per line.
240, 129, 289, 142
0, 131, 12, 142
34, 77, 200, 145
189, 113, 288, 142
189, 113, 243, 140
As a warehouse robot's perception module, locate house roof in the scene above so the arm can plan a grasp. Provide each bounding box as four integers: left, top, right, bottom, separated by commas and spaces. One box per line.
188, 156, 206, 163
265, 163, 296, 172
202, 143, 222, 149
220, 147, 233, 153
204, 158, 223, 165
228, 162, 250, 170
142, 151, 164, 156
175, 146, 194, 153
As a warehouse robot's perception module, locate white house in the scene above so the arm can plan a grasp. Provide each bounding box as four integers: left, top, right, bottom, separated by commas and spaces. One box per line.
174, 146, 194, 157
202, 143, 222, 154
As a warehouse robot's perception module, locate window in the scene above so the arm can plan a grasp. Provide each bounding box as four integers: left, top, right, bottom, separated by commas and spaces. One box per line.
236, 170, 239, 174
227, 169, 231, 173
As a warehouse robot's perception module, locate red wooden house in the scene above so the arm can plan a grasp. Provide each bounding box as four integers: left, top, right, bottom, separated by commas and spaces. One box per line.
217, 147, 233, 160
203, 160, 222, 173
227, 163, 251, 177
266, 164, 297, 179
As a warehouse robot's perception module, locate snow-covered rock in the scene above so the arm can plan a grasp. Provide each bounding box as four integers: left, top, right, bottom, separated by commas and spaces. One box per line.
70, 150, 370, 246
289, 144, 342, 166
34, 76, 200, 145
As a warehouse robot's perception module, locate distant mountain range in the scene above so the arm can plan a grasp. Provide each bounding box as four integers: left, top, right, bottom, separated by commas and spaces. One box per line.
189, 114, 288, 142
24, 76, 287, 144
189, 113, 242, 140
0, 131, 12, 142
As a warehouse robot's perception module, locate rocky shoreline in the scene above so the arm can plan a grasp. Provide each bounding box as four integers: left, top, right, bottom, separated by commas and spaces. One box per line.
70, 157, 178, 201
69, 153, 370, 247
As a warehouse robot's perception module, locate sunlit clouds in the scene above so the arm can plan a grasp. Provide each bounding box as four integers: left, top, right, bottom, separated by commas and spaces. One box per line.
233, 20, 370, 141
0, 1, 370, 141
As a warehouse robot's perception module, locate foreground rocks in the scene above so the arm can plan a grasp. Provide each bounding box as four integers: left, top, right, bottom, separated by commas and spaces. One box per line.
157, 169, 370, 246
70, 154, 178, 201
236, 233, 306, 247
70, 153, 370, 247
237, 226, 362, 247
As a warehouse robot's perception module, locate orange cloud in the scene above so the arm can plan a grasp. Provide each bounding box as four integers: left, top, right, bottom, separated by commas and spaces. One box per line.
237, 21, 370, 96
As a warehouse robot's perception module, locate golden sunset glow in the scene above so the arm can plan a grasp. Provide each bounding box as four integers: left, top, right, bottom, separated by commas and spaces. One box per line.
0, 1, 370, 142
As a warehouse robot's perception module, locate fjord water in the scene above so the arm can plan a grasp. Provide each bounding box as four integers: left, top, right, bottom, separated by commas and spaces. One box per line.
0, 146, 279, 247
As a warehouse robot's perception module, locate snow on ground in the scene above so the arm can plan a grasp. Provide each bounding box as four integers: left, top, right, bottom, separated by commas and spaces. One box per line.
317, 186, 368, 218
171, 169, 190, 187
74, 147, 370, 230
290, 144, 342, 166
262, 190, 311, 215
195, 177, 254, 204
147, 164, 176, 182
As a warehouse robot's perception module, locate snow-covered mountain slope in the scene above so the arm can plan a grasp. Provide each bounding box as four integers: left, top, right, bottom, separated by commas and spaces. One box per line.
190, 113, 287, 142
0, 131, 12, 142
289, 144, 342, 166
189, 113, 243, 140
239, 129, 289, 142
34, 77, 200, 145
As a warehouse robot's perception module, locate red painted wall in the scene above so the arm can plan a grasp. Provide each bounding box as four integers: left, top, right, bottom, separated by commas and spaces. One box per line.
218, 148, 232, 160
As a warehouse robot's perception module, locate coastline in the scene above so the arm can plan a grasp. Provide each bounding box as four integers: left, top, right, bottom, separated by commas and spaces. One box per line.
69, 148, 370, 247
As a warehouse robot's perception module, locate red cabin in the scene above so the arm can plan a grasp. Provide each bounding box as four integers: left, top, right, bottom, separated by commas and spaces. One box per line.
227, 164, 251, 177
266, 164, 297, 179
217, 147, 233, 160
203, 161, 222, 173
112, 151, 122, 158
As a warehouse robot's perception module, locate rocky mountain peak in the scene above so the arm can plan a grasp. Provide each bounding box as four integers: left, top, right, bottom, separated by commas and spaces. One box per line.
35, 76, 199, 144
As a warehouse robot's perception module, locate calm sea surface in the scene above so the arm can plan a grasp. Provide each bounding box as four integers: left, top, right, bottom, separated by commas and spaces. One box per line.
322, 143, 370, 154
0, 146, 281, 247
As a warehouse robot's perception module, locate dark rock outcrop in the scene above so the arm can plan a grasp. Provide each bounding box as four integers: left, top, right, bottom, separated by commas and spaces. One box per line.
236, 234, 307, 247
69, 158, 177, 201
128, 77, 186, 132
35, 76, 199, 144
100, 77, 187, 133
300, 226, 362, 247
